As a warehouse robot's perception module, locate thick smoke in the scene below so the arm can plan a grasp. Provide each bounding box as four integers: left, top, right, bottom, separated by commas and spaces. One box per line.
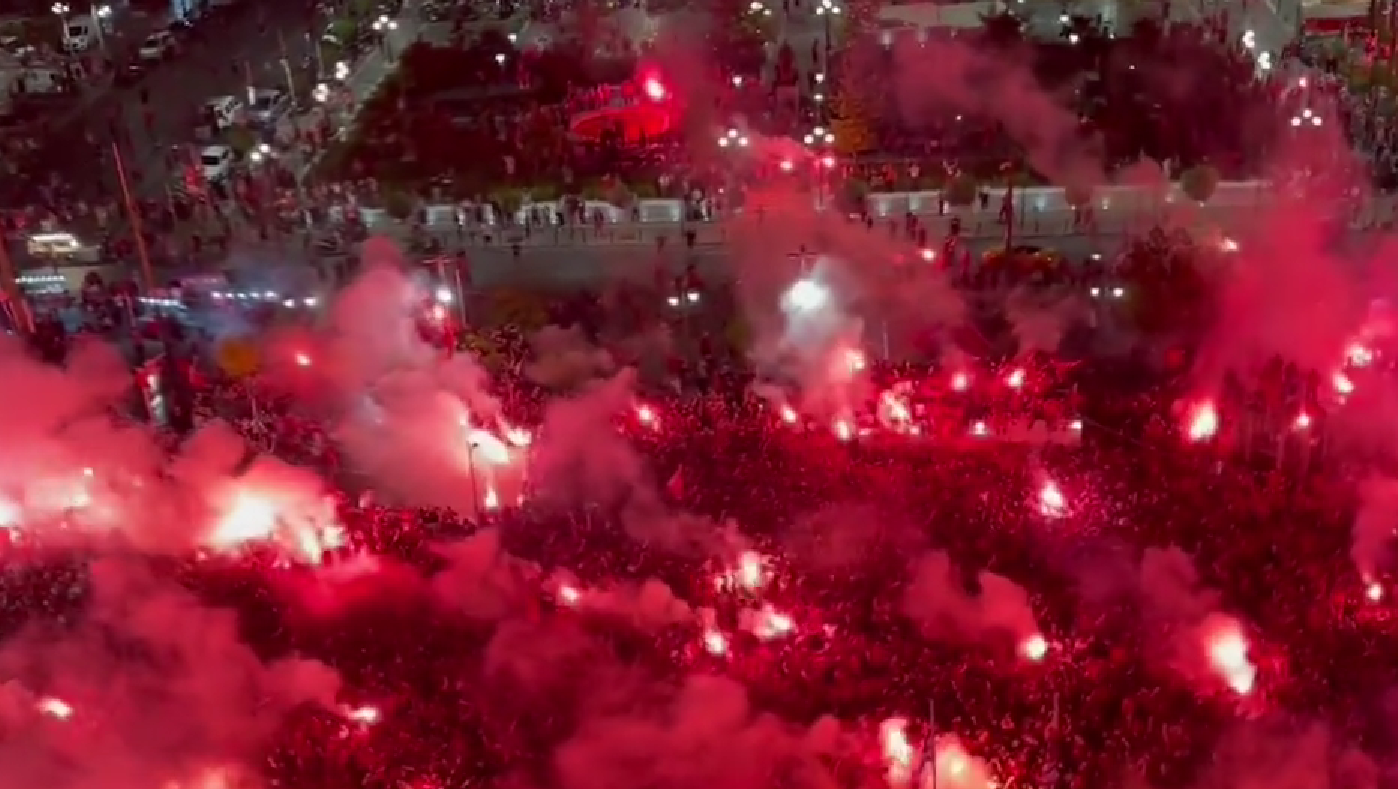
902, 550, 1039, 644
0, 559, 339, 789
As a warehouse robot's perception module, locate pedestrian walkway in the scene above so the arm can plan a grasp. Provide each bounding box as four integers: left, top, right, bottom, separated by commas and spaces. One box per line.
303, 196, 1395, 252
293, 3, 423, 181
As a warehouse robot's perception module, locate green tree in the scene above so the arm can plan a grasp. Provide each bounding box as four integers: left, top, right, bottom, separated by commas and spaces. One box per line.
1120, 233, 1216, 337
1180, 164, 1220, 204
384, 189, 417, 220
831, 87, 875, 156
226, 125, 257, 157
1063, 182, 1093, 209
944, 174, 979, 208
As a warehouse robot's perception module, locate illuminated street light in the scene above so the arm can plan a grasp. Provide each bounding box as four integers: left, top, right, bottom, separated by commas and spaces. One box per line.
51, 2, 69, 15
334, 60, 350, 80
667, 290, 702, 308
718, 128, 749, 148
436, 287, 454, 304
313, 82, 330, 102
494, 52, 506, 65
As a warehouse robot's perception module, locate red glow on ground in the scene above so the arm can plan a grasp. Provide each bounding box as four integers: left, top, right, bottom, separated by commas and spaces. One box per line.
569, 105, 674, 143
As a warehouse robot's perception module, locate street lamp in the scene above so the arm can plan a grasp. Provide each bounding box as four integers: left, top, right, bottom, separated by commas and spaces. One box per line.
92, 4, 111, 51
51, 3, 69, 26
1291, 108, 1322, 127
666, 290, 701, 308
803, 127, 837, 207
815, 0, 841, 61
717, 127, 749, 148
372, 15, 398, 54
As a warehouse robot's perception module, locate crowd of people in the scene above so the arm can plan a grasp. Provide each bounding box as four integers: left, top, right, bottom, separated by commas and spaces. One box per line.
0, 231, 1393, 789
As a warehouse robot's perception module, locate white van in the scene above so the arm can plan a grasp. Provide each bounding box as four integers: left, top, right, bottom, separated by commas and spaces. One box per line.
62, 14, 112, 53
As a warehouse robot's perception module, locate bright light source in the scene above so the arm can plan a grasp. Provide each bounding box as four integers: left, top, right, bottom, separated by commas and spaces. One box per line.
780, 159, 794, 172
685, 290, 700, 303
1111, 286, 1125, 299
919, 248, 935, 261
643, 77, 666, 101
783, 278, 829, 312
435, 286, 453, 304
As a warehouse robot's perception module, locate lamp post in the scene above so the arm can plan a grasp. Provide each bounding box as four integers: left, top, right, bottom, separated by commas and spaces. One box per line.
717, 127, 750, 150
51, 3, 70, 41
815, 0, 840, 65
91, 4, 110, 53
802, 127, 837, 208
372, 15, 398, 55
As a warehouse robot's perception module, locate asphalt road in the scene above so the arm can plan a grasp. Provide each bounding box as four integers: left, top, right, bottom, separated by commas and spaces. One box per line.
45, 0, 322, 200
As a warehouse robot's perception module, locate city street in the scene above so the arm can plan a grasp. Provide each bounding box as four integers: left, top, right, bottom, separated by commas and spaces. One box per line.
40, 0, 325, 199
185, 193, 1397, 295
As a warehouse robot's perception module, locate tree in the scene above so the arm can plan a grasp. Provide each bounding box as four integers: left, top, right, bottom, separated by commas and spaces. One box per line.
979, 11, 1024, 46
1129, 16, 1163, 51
831, 87, 875, 156
1180, 164, 1219, 204
225, 125, 257, 157
1063, 182, 1093, 209
944, 174, 978, 208
1120, 232, 1216, 337
384, 189, 417, 221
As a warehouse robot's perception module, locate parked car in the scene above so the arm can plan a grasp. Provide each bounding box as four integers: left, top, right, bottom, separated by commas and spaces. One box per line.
61, 14, 112, 52
199, 144, 234, 182
202, 95, 243, 129
247, 88, 289, 126
138, 31, 176, 60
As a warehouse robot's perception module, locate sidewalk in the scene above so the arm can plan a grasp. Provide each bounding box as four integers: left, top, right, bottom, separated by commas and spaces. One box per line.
292, 4, 421, 181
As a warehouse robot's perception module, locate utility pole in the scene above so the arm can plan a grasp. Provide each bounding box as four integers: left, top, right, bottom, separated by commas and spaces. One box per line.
0, 234, 33, 334
111, 140, 155, 293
